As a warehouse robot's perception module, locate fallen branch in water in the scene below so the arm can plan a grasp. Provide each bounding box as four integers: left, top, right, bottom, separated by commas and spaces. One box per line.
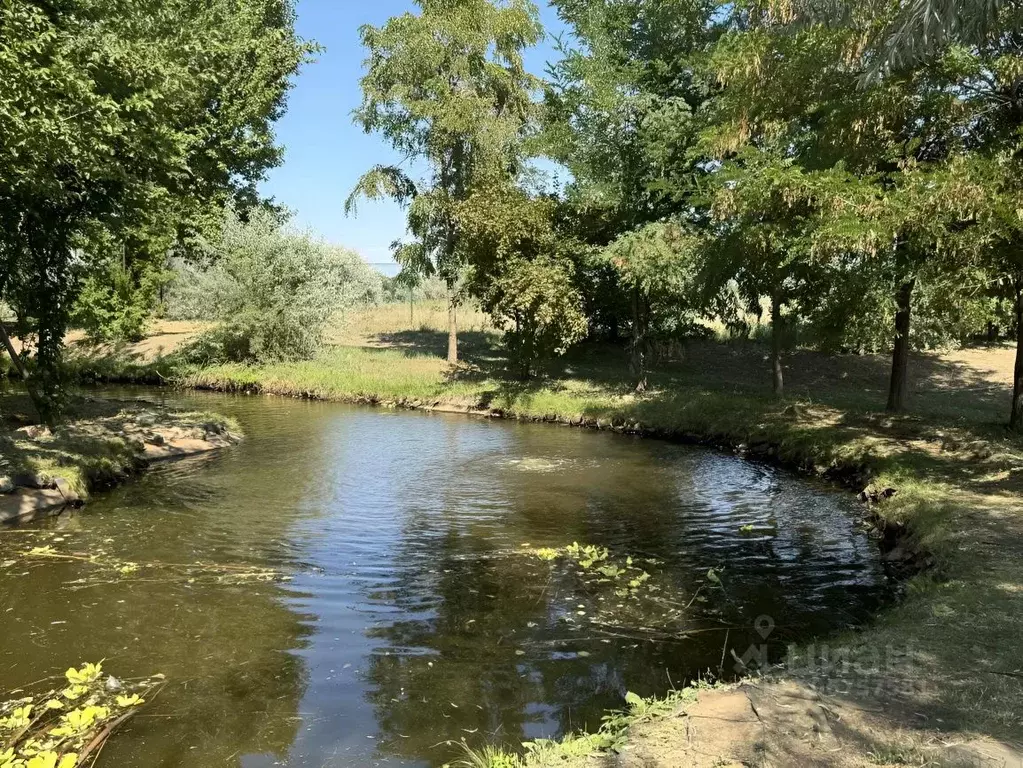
11, 545, 290, 589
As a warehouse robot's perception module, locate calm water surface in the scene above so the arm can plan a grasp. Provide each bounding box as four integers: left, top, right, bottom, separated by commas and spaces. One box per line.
0, 391, 890, 766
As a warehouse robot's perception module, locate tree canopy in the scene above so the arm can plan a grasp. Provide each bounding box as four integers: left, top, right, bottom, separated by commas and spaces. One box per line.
0, 0, 310, 419
347, 0, 544, 364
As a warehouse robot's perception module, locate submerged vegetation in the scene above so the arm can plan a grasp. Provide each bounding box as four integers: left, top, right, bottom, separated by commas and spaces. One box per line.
9, 541, 287, 590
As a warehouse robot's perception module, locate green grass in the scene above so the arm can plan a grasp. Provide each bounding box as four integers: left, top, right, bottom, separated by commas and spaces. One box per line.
455, 687, 700, 768
0, 392, 238, 501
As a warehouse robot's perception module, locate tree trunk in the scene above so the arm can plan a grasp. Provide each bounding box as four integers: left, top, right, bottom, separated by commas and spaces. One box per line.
446, 279, 458, 365
886, 278, 915, 413
1010, 277, 1023, 431
771, 290, 784, 398
0, 321, 48, 423
630, 286, 647, 393
0, 323, 28, 381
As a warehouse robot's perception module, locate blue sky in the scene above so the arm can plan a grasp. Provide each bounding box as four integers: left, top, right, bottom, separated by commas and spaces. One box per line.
260, 0, 567, 265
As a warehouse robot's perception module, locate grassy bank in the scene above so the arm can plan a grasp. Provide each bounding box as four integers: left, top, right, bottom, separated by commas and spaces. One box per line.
63, 303, 1023, 763
0, 391, 240, 521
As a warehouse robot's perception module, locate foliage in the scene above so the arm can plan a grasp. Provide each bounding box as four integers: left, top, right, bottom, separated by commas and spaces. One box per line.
0, 662, 161, 768
347, 0, 544, 362
0, 0, 311, 419
456, 184, 587, 375
453, 685, 699, 766
784, 0, 1008, 75
544, 0, 719, 379
603, 219, 706, 341
17, 541, 286, 588
70, 255, 170, 344
168, 208, 380, 364
380, 275, 450, 303
482, 257, 588, 377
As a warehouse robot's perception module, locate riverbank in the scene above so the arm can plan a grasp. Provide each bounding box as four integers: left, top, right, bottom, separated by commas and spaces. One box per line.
0, 393, 241, 523
61, 308, 1023, 764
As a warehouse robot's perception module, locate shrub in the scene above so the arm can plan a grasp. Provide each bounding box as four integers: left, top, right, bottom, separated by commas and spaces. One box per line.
71, 255, 168, 343
167, 207, 382, 364
483, 257, 588, 378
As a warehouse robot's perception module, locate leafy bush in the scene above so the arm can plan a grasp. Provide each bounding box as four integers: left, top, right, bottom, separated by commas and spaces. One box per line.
482, 257, 588, 378
167, 208, 382, 364
71, 256, 168, 343
380, 274, 449, 303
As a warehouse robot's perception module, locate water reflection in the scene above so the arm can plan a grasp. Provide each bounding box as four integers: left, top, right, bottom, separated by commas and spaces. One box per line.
0, 392, 889, 767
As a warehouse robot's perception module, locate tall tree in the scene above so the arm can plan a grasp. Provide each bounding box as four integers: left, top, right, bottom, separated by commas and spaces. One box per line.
347, 0, 543, 365
702, 0, 988, 411
545, 0, 718, 386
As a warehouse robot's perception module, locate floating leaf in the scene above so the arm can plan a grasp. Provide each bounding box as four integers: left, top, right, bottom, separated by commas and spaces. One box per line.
64, 663, 102, 686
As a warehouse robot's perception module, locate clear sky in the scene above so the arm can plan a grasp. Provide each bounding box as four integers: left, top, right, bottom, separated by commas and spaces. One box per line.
260, 0, 567, 265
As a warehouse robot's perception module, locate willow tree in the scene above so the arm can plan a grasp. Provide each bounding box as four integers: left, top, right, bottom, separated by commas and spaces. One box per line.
347, 0, 542, 365
0, 0, 309, 419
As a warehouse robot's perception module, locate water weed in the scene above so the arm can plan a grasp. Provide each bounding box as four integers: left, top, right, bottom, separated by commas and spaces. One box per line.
0, 663, 162, 768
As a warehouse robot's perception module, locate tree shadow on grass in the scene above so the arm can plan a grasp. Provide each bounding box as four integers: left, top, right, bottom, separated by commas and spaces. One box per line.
383, 328, 1019, 452
372, 329, 503, 362
66, 339, 178, 384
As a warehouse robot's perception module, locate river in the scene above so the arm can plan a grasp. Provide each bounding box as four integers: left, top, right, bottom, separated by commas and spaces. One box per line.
0, 390, 890, 766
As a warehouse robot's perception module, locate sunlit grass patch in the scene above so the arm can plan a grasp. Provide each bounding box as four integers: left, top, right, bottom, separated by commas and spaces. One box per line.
454, 686, 700, 767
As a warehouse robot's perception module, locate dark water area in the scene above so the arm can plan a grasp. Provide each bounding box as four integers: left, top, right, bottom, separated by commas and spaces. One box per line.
0, 390, 891, 766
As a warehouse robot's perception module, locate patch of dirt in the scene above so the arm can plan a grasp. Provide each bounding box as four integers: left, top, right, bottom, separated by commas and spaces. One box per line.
67, 320, 210, 361
608, 681, 1023, 767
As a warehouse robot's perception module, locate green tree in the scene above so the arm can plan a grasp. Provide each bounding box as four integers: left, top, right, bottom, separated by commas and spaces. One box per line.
701, 153, 837, 398
701, 1, 992, 411
788, 0, 1009, 74
0, 0, 310, 420
603, 220, 704, 391
347, 0, 543, 365
455, 183, 588, 377
545, 0, 718, 384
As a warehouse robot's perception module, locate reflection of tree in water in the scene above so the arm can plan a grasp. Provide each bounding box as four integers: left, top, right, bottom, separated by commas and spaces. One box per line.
357, 420, 888, 765
0, 400, 327, 768
360, 461, 698, 762
364, 529, 543, 761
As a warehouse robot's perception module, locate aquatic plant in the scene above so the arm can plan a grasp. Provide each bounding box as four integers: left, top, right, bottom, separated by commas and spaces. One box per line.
0, 662, 162, 768
517, 542, 732, 645
10, 540, 288, 589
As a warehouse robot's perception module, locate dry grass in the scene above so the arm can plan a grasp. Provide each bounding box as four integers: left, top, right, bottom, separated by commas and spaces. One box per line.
329, 299, 493, 346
